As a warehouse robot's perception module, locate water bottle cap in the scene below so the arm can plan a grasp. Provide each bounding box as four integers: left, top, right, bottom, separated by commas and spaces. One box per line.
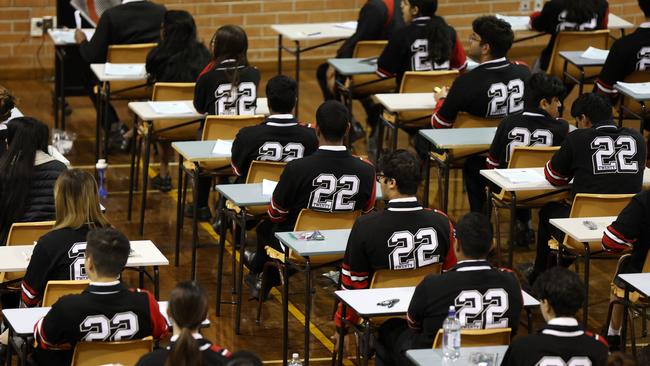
448, 305, 456, 315
292, 353, 299, 358
95, 159, 108, 169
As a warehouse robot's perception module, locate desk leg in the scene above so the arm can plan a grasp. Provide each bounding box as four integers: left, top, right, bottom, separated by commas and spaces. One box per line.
582, 243, 591, 327
622, 285, 630, 352
442, 159, 450, 213
215, 197, 227, 316
304, 258, 312, 366
335, 305, 346, 366
191, 167, 200, 281
283, 251, 290, 366
154, 265, 160, 300
423, 142, 431, 208
127, 114, 139, 222
235, 209, 246, 335
579, 67, 585, 96
561, 60, 568, 117
295, 40, 301, 118
526, 308, 533, 334
19, 333, 26, 366
95, 82, 103, 162
138, 125, 152, 236
59, 47, 66, 131
508, 192, 517, 268
363, 320, 371, 366
278, 34, 283, 75
103, 83, 111, 161
138, 265, 145, 289
377, 112, 385, 161
174, 155, 184, 266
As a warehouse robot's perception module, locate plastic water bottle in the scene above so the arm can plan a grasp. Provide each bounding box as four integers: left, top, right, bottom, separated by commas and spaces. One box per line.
95, 159, 108, 199
288, 353, 303, 366
442, 305, 461, 360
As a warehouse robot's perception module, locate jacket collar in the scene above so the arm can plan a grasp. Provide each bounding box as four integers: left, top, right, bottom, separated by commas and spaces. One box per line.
386, 197, 423, 211
541, 317, 584, 337
35, 150, 56, 166
450, 260, 492, 272
85, 281, 125, 295
522, 107, 552, 119
265, 115, 298, 127
412, 16, 431, 26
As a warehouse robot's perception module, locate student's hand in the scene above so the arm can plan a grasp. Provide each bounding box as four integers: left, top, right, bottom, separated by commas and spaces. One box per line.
434, 86, 449, 100
74, 29, 87, 44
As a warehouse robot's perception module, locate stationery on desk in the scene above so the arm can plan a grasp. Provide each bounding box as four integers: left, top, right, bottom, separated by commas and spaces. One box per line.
495, 168, 547, 184
211, 139, 233, 155
581, 46, 609, 61
104, 63, 146, 77
334, 21, 357, 30
147, 101, 194, 115
262, 179, 278, 196
49, 29, 95, 44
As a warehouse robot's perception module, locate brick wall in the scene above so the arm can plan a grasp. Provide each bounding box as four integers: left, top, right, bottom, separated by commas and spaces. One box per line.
0, 0, 644, 79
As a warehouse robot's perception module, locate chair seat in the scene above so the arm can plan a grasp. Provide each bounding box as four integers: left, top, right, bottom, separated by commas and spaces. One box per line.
265, 246, 343, 266
612, 282, 644, 304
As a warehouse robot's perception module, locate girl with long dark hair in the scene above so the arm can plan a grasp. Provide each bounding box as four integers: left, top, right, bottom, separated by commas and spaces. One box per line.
377, 0, 467, 86
0, 117, 66, 244
136, 282, 232, 366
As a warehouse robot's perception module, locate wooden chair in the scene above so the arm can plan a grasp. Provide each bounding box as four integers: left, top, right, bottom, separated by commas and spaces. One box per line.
546, 30, 610, 82
242, 161, 287, 216
71, 336, 153, 366
1, 221, 55, 284
106, 43, 157, 100
370, 264, 442, 289
550, 193, 635, 325
432, 328, 512, 348
348, 41, 394, 96
490, 146, 569, 266
42, 280, 91, 307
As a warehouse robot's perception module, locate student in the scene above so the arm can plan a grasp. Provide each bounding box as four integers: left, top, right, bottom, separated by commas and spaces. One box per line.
316, 0, 403, 100
145, 10, 211, 192
231, 75, 318, 181
246, 101, 377, 299
601, 189, 650, 349
377, 0, 467, 87
463, 72, 569, 244
375, 213, 522, 366
334, 150, 456, 331
74, 0, 166, 149
191, 24, 261, 221
0, 117, 67, 245
501, 267, 608, 366
530, 0, 609, 72
430, 16, 530, 129
226, 352, 264, 366
20, 170, 110, 307
530, 93, 645, 283
135, 282, 231, 366
595, 0, 650, 102
0, 86, 17, 156
33, 228, 168, 366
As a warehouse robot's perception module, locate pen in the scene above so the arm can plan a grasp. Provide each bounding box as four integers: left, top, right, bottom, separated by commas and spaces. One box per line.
306, 31, 321, 36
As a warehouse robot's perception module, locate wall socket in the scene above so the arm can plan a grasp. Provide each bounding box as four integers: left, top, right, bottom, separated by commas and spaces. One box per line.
30, 16, 56, 37
519, 0, 530, 12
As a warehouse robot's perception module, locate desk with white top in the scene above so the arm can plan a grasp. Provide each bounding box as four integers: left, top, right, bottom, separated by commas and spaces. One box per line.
418, 127, 497, 211
617, 273, 650, 352
271, 22, 356, 116
406, 346, 509, 366
375, 93, 436, 156
559, 50, 607, 96
615, 82, 650, 133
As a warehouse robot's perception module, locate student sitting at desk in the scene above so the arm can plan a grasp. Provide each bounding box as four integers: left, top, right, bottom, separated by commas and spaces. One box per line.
74, 0, 166, 151
376, 0, 467, 87
21, 169, 110, 307
528, 93, 645, 284
501, 267, 609, 366
430, 16, 530, 129
145, 10, 211, 192
529, 0, 609, 72
333, 150, 456, 336
463, 72, 569, 245
375, 213, 522, 366
231, 75, 318, 181
32, 228, 168, 366
136, 281, 232, 366
245, 101, 376, 300
595, 0, 650, 103
190, 24, 261, 222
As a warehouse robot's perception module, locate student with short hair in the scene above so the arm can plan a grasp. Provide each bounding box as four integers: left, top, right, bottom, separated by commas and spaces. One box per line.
33, 228, 168, 366
231, 75, 318, 181
136, 282, 231, 366
430, 15, 530, 129
502, 267, 608, 366
21, 169, 110, 307
375, 213, 522, 366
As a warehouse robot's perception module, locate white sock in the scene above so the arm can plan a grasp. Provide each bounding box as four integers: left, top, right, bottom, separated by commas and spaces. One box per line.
608, 325, 621, 336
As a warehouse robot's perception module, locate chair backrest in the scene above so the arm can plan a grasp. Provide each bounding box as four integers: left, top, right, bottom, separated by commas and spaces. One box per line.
6, 221, 55, 245
546, 30, 610, 79
107, 43, 157, 63
202, 115, 265, 141
432, 328, 512, 349
370, 263, 442, 289
245, 161, 287, 184
454, 112, 500, 129
507, 146, 560, 169
71, 337, 153, 366
396, 70, 459, 127
350, 41, 394, 95
150, 82, 198, 140
352, 40, 387, 58
293, 209, 361, 231
42, 280, 91, 307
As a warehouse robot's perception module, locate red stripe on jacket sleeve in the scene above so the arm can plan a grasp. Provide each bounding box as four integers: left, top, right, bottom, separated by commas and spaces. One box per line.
544, 161, 569, 186
602, 225, 635, 252
431, 99, 452, 129
144, 290, 169, 340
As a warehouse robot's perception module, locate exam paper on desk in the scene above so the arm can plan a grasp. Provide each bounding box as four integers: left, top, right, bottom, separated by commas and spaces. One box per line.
581, 47, 609, 60
212, 139, 233, 155
495, 169, 546, 184
262, 179, 278, 196
148, 101, 193, 115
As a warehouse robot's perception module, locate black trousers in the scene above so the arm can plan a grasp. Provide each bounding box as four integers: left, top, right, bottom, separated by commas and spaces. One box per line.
376, 318, 423, 366
84, 66, 119, 129
249, 219, 289, 274
532, 201, 571, 281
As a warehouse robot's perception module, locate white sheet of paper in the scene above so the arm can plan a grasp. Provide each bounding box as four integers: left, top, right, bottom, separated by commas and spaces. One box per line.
262, 179, 278, 196
616, 81, 650, 95
48, 145, 71, 167
148, 101, 193, 115
335, 21, 357, 30
495, 14, 530, 29
581, 46, 609, 60
104, 63, 145, 76
495, 169, 546, 184
50, 29, 94, 43
212, 139, 232, 155
74, 10, 82, 29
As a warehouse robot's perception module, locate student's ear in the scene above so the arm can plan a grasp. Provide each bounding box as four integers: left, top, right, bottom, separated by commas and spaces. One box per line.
315, 125, 322, 138
539, 98, 550, 110
411, 5, 420, 16
481, 43, 491, 58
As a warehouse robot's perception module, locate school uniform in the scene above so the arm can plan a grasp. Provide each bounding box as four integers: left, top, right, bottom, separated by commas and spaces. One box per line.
135, 334, 232, 366
193, 59, 261, 116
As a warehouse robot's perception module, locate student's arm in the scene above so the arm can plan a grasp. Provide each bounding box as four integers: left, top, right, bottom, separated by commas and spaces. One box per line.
78, 12, 111, 63
406, 278, 429, 330
20, 240, 52, 307
34, 301, 72, 350
602, 193, 646, 252
337, 2, 386, 58
142, 290, 169, 339
376, 32, 403, 79
486, 122, 507, 169
230, 129, 248, 177
595, 40, 625, 100
431, 78, 464, 129
267, 165, 295, 222
334, 219, 370, 327
543, 138, 573, 186
193, 73, 209, 114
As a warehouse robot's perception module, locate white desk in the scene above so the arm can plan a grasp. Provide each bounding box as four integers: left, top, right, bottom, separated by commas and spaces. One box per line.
550, 216, 616, 243
90, 63, 147, 82
271, 22, 356, 118
375, 93, 435, 112
617, 272, 650, 352
47, 28, 95, 46
615, 82, 650, 132
609, 13, 635, 30
559, 51, 607, 96
406, 346, 509, 366
328, 58, 376, 76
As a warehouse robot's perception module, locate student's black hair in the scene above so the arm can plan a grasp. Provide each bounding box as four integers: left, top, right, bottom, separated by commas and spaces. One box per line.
165, 281, 209, 366
0, 117, 50, 243
472, 16, 514, 59
315, 100, 350, 142
226, 351, 264, 366
85, 228, 130, 278
266, 75, 297, 114
407, 0, 451, 66
210, 25, 249, 89
524, 72, 566, 109
379, 149, 421, 195
570, 92, 613, 124
160, 10, 199, 50
533, 267, 584, 317
640, 0, 650, 18
0, 86, 16, 121
564, 0, 598, 24
455, 212, 493, 259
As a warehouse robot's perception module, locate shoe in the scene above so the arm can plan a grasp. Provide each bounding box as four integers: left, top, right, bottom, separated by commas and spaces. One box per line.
151, 175, 172, 192
246, 272, 280, 301
516, 262, 535, 285
119, 135, 132, 152
515, 221, 534, 247
244, 250, 257, 268
606, 335, 621, 351
184, 204, 211, 221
